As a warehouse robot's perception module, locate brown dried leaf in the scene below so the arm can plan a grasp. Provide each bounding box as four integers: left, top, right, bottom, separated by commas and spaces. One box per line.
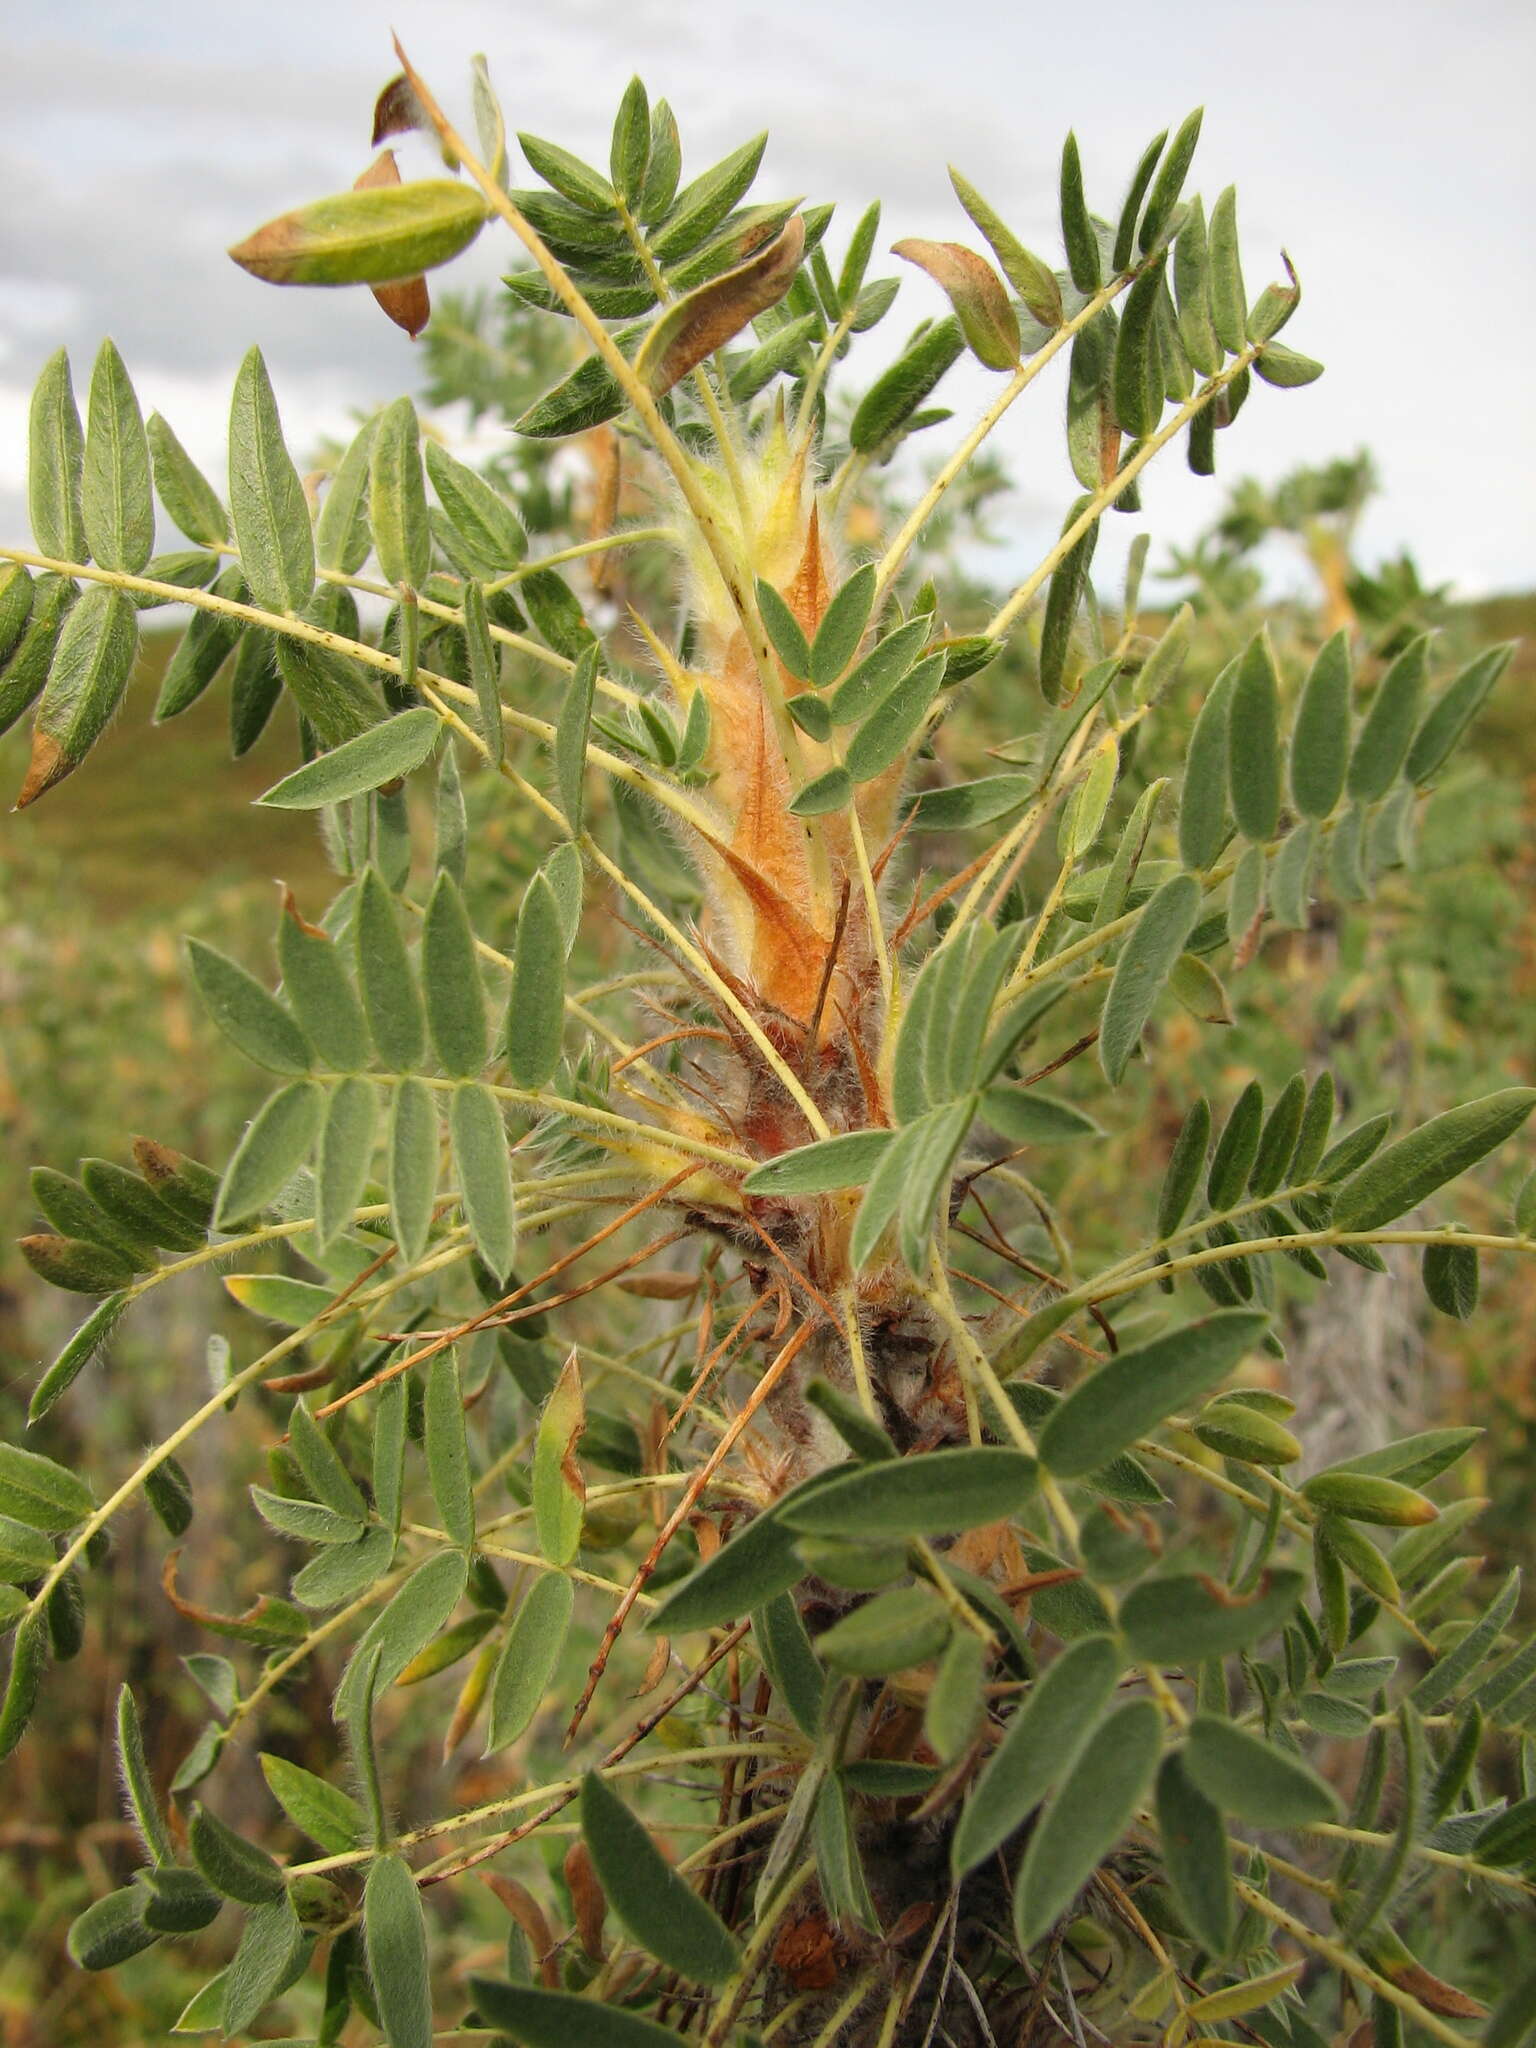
636, 216, 807, 398
892, 238, 1020, 370
563, 1840, 608, 1961
355, 152, 431, 339
1382, 1960, 1488, 2020
372, 72, 433, 148
481, 1874, 561, 1988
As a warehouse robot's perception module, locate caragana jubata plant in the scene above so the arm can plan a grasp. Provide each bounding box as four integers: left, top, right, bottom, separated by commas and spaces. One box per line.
2, 39, 1534, 2048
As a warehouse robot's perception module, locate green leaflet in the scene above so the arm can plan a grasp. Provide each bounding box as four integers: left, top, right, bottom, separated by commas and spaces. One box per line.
1038, 504, 1099, 705
450, 1083, 517, 1277
260, 1752, 365, 1854
29, 348, 86, 561
469, 1980, 682, 2048
25, 583, 138, 797
949, 168, 1062, 328
1331, 1090, 1536, 1232
251, 1486, 363, 1546
1099, 872, 1203, 1084
219, 1895, 308, 2035
225, 1273, 336, 1329
388, 1076, 440, 1265
829, 614, 930, 725
742, 1129, 894, 1195
355, 869, 427, 1071
780, 1447, 1037, 1541
485, 1569, 573, 1752
228, 347, 315, 615
1013, 1697, 1162, 1949
515, 351, 627, 439
289, 1397, 368, 1520
1208, 1081, 1264, 1209
292, 1523, 394, 1610
1141, 107, 1203, 252
952, 1634, 1121, 1876
422, 872, 487, 1077
82, 339, 154, 575
530, 1355, 585, 1574
425, 1348, 475, 1550
1289, 631, 1350, 819
580, 1771, 739, 1985
1270, 817, 1319, 929
1120, 1567, 1305, 1663
817, 1583, 951, 1676
28, 1291, 129, 1423
278, 908, 369, 1072
1228, 631, 1282, 842
1158, 1097, 1211, 1236
66, 1885, 159, 1972
1155, 1751, 1234, 1954
1423, 1238, 1479, 1319
1178, 660, 1235, 871
259, 708, 439, 808
335, 1549, 470, 1725
646, 1507, 802, 1634
755, 577, 811, 680
189, 1803, 286, 1903
755, 1594, 825, 1738
1059, 133, 1101, 292
154, 568, 243, 720
316, 416, 380, 574
147, 412, 228, 547
369, 396, 431, 592
810, 564, 877, 687
0, 1612, 47, 1762
1111, 126, 1168, 273
1038, 1310, 1267, 1477
215, 1080, 324, 1229
1348, 634, 1429, 802
1254, 341, 1323, 386
906, 771, 1031, 832
1112, 256, 1166, 441
981, 1086, 1100, 1145
925, 1630, 985, 1761
19, 1233, 135, 1295
425, 441, 526, 578
1406, 642, 1514, 786
845, 651, 946, 782
189, 936, 311, 1075
848, 317, 965, 453
609, 76, 650, 204
506, 875, 566, 1090
1249, 1075, 1307, 1199
460, 580, 504, 763
364, 1854, 432, 2048
1412, 1565, 1522, 1713
1, 574, 73, 739
0, 1441, 96, 1534
556, 644, 598, 833
1208, 186, 1246, 355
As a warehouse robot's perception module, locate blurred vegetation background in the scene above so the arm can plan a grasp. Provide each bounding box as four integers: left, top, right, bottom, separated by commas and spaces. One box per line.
0, 294, 1531, 2040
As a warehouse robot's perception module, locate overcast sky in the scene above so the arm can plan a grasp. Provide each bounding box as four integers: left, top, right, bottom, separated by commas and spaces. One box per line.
1, 0, 1532, 599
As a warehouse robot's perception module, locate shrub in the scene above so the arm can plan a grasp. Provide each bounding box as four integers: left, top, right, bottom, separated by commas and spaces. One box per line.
2, 46, 1534, 2048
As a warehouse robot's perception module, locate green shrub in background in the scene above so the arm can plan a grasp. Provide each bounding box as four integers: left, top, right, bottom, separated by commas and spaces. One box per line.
1, 46, 1534, 2048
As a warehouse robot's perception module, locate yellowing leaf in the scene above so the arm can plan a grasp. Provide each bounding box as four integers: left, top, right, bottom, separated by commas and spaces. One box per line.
533, 1351, 586, 1567
229, 180, 487, 288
